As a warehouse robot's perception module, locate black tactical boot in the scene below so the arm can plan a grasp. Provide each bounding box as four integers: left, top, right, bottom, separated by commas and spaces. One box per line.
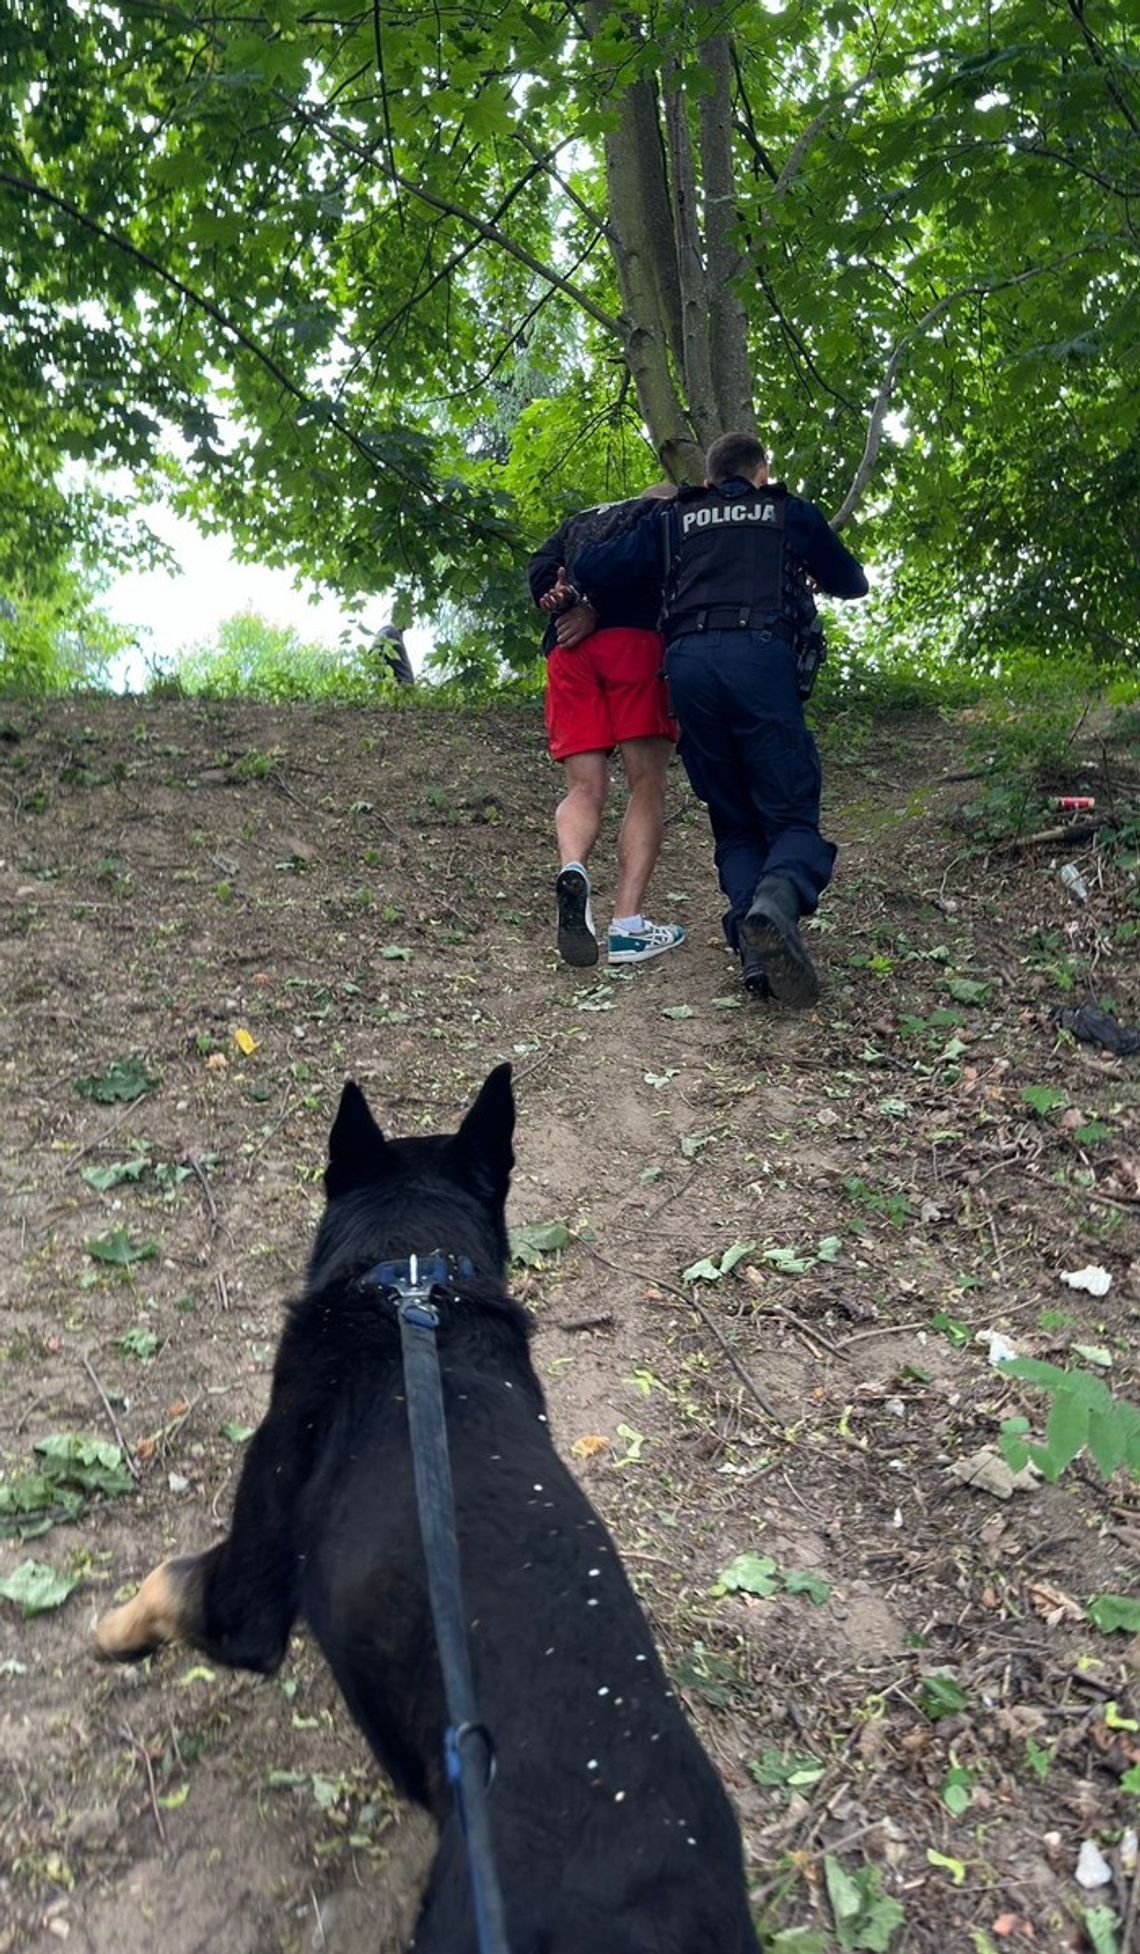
740, 941, 770, 998
740, 876, 820, 1006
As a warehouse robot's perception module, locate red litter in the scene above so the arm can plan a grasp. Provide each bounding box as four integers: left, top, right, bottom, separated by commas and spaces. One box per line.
1056, 796, 1096, 811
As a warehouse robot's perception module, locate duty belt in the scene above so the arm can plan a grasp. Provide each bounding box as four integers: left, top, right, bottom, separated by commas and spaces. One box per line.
665, 608, 795, 643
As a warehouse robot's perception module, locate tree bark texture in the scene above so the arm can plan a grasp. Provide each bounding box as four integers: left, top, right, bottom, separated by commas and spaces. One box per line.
698, 33, 756, 434
586, 3, 756, 478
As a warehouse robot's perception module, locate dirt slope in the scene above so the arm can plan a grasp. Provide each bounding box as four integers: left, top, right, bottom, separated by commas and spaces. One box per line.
0, 695, 1137, 1954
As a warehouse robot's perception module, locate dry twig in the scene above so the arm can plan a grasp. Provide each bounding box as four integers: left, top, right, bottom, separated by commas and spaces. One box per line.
81, 1354, 140, 1479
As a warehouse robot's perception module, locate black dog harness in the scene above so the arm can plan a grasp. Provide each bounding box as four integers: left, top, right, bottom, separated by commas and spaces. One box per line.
359, 1253, 512, 1954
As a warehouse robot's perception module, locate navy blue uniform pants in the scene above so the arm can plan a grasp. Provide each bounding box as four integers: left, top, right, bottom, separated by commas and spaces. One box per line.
666, 629, 836, 948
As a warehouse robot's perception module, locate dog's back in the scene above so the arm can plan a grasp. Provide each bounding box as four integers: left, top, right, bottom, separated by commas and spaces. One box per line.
96, 1067, 759, 1951
290, 1277, 757, 1953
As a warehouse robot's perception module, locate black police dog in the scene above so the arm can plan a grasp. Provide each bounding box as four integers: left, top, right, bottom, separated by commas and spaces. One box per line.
96, 1067, 759, 1952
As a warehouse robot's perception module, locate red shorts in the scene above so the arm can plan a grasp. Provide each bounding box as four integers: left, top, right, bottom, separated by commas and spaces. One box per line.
545, 627, 677, 762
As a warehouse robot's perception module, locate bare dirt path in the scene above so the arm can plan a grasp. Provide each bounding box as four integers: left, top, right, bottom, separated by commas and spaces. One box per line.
1, 696, 1137, 1952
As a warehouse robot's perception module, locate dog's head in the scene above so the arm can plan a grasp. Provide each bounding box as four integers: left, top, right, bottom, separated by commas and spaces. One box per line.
308, 1064, 516, 1288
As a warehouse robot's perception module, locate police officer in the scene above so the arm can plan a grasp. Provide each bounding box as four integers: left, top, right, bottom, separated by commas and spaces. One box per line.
574, 431, 868, 1005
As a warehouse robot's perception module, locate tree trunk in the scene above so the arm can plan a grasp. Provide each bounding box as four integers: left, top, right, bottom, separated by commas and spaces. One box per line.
664, 66, 720, 449
698, 33, 755, 433
587, 3, 756, 478
600, 71, 703, 481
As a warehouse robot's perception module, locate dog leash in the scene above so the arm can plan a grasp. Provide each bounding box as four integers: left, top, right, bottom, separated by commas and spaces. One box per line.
361, 1254, 512, 1954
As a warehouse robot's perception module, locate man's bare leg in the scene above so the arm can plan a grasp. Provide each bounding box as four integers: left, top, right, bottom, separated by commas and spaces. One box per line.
555, 750, 609, 869
554, 750, 609, 967
614, 736, 672, 920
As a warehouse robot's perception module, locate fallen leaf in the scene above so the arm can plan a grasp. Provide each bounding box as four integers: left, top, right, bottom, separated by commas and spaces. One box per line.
1028, 1580, 1082, 1626
205, 1051, 227, 1072
233, 1026, 257, 1055
0, 1560, 82, 1616
948, 1446, 1041, 1500
571, 1434, 609, 1461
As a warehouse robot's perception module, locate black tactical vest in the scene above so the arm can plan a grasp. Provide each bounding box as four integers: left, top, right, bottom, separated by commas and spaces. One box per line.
664, 482, 794, 640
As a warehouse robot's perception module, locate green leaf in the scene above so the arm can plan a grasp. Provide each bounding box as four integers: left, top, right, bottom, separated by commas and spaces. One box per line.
1024, 1735, 1052, 1780
680, 1131, 714, 1159
1072, 1344, 1112, 1370
33, 1434, 133, 1497
926, 1849, 967, 1886
1082, 1908, 1121, 1954
763, 1245, 814, 1274
1074, 1121, 1113, 1144
82, 1152, 151, 1191
509, 1219, 571, 1266
86, 1227, 158, 1267
116, 1327, 160, 1361
76, 1057, 157, 1103
0, 1559, 82, 1616
940, 1765, 975, 1816
918, 1672, 968, 1720
157, 1782, 189, 1808
1085, 1594, 1140, 1635
221, 1421, 255, 1445
681, 1256, 723, 1283
1021, 1084, 1069, 1117
712, 1553, 780, 1598
824, 1854, 906, 1950
1041, 1388, 1090, 1477
379, 945, 412, 959
945, 977, 990, 1006
661, 1004, 696, 1020
681, 1240, 754, 1283
749, 1747, 825, 1790
782, 1568, 831, 1606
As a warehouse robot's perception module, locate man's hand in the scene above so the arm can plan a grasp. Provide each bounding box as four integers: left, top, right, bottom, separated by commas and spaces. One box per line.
539, 566, 579, 614
555, 602, 599, 649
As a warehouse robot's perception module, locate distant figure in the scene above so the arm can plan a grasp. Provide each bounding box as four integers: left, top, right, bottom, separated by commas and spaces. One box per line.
528, 484, 685, 971
575, 432, 868, 1005
371, 623, 415, 687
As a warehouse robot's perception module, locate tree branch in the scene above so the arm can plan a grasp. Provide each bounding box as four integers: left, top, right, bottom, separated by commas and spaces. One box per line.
831, 244, 1120, 529
0, 167, 446, 504
765, 69, 880, 214
1067, 0, 1140, 137
513, 129, 614, 245
390, 172, 622, 335
731, 43, 778, 182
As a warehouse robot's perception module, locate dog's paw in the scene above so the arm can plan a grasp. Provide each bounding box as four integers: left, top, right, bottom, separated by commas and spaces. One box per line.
94, 1558, 198, 1662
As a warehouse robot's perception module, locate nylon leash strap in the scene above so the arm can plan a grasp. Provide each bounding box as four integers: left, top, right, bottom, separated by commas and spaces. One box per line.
383, 1256, 512, 1954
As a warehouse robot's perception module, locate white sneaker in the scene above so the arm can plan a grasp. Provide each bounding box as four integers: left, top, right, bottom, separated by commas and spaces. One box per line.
607, 920, 686, 964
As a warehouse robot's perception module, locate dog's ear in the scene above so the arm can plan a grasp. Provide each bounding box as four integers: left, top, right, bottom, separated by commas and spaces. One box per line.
325, 1080, 387, 1198
452, 1063, 515, 1202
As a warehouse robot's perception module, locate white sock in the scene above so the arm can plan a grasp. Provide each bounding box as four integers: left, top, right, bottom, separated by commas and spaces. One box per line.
612, 913, 644, 934
562, 860, 589, 884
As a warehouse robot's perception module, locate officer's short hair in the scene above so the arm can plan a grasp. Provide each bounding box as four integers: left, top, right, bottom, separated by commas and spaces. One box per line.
706, 433, 768, 484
